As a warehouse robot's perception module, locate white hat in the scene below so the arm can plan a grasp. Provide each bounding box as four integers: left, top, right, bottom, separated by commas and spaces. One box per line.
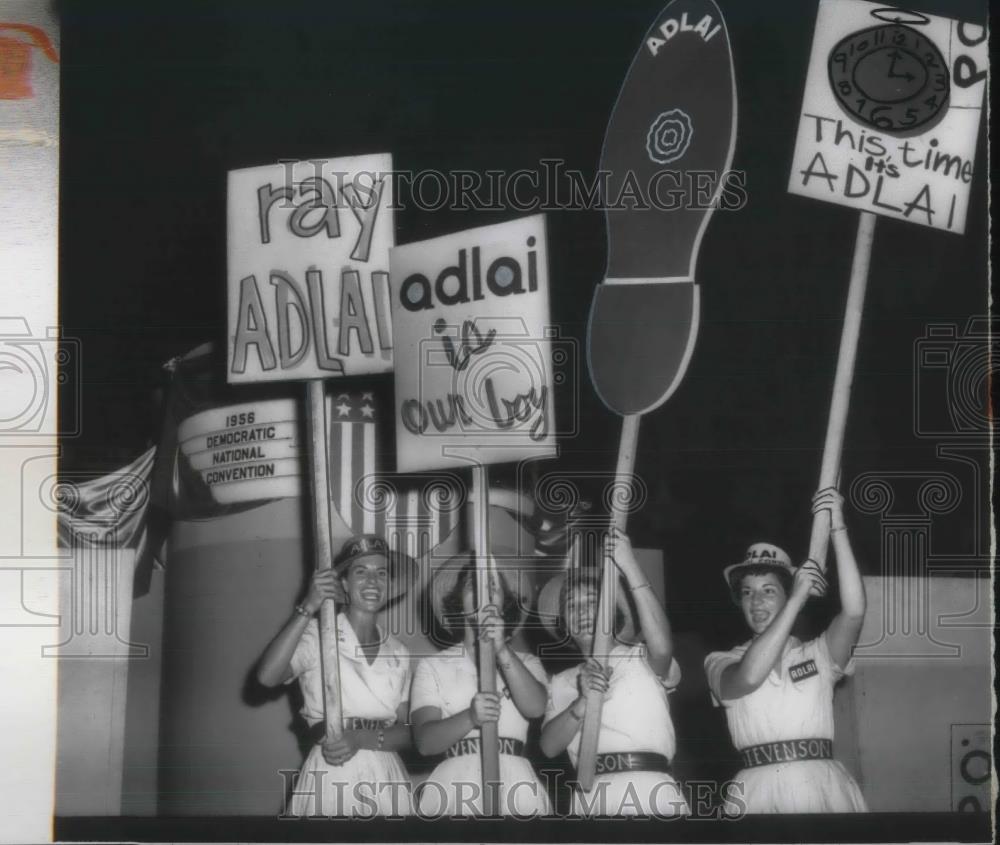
722, 542, 795, 591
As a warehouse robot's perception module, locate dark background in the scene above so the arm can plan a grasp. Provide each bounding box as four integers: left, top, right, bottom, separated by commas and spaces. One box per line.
58, 0, 990, 634
55, 0, 991, 824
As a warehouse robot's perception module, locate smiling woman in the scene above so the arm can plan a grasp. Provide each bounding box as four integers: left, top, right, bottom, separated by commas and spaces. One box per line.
255, 535, 417, 817
704, 488, 869, 814
538, 528, 688, 817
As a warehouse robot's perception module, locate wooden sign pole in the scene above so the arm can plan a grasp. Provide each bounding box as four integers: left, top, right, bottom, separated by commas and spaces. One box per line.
471, 464, 501, 815
806, 211, 876, 571
304, 380, 343, 743
577, 413, 640, 791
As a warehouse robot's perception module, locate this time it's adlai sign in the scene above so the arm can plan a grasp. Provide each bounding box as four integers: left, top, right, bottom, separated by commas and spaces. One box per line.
789, 0, 987, 234
227, 154, 394, 383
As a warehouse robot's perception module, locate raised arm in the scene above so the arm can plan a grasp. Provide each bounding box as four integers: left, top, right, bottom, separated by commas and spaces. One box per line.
814, 487, 866, 670
482, 605, 546, 718
608, 527, 673, 677
717, 561, 826, 700
256, 568, 345, 687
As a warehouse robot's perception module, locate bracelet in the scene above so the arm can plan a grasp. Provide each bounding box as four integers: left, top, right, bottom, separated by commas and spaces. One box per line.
293, 603, 313, 619
376, 729, 385, 750
831, 526, 847, 534
630, 582, 651, 592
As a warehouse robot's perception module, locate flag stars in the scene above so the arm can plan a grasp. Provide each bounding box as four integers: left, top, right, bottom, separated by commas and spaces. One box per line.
362, 392, 374, 401
336, 401, 352, 417
360, 404, 375, 419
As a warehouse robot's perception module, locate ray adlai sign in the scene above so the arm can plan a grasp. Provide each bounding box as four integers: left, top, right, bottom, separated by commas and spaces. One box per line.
389, 215, 556, 473
788, 1, 987, 234
227, 154, 395, 383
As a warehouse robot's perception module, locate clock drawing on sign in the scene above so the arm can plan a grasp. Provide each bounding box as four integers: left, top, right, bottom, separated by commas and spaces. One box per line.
827, 8, 949, 135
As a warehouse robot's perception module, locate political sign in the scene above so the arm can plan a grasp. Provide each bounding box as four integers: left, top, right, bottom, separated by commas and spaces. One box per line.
178, 399, 300, 504
389, 215, 556, 473
587, 0, 737, 416
226, 154, 395, 382
788, 0, 988, 233
579, 0, 738, 792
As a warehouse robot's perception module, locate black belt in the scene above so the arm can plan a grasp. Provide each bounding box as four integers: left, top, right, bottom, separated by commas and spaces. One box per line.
593, 751, 672, 776
739, 738, 833, 769
308, 717, 393, 744
446, 736, 525, 758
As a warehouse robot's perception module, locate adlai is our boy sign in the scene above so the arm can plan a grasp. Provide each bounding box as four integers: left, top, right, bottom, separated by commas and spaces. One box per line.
389, 215, 556, 473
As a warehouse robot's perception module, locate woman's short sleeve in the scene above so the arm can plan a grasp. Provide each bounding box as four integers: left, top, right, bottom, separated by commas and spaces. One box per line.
660, 655, 682, 691
816, 631, 856, 681
704, 649, 741, 706
518, 651, 549, 686
286, 619, 320, 683
543, 668, 578, 727
409, 656, 443, 713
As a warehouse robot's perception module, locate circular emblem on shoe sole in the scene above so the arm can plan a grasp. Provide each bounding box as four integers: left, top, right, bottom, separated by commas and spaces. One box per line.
646, 108, 694, 164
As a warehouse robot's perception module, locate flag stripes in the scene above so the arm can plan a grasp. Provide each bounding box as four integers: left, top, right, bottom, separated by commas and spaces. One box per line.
327, 391, 458, 555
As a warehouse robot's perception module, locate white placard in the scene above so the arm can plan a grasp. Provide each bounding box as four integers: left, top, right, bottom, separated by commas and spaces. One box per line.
390, 215, 556, 472
178, 399, 301, 503
227, 154, 395, 382
788, 0, 987, 233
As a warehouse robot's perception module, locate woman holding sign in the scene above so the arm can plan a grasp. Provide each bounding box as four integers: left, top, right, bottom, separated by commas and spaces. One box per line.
704, 489, 868, 814
539, 528, 688, 816
257, 535, 416, 817
410, 556, 551, 817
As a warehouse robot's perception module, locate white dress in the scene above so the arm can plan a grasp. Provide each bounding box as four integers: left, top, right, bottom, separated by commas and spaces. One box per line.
410, 643, 553, 816
704, 633, 868, 814
545, 644, 689, 816
286, 614, 413, 816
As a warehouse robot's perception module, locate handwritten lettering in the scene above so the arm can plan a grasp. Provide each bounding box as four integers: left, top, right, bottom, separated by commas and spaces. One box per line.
434, 318, 496, 371
256, 173, 388, 263
399, 380, 548, 441
230, 267, 391, 375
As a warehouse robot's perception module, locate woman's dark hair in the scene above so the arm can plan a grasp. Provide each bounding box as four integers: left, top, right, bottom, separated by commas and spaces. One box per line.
440, 559, 522, 634
728, 564, 793, 603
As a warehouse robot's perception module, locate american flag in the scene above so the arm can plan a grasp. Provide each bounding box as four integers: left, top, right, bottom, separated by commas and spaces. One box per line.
328, 391, 459, 558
